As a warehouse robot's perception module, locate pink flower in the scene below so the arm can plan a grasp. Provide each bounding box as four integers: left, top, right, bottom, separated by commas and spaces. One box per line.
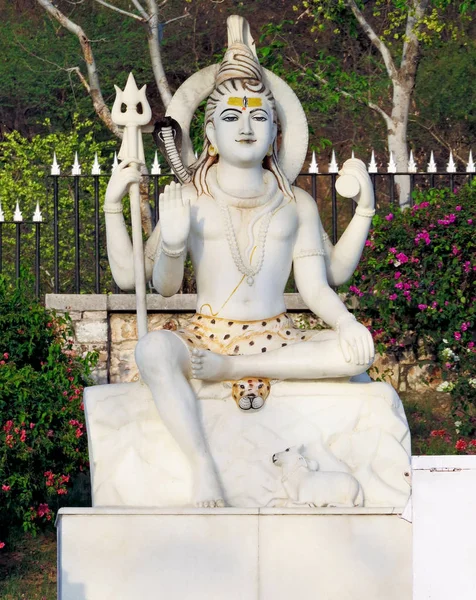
470, 440, 476, 447
455, 439, 468, 451
37, 503, 51, 518
29, 423, 35, 429
395, 282, 404, 290
430, 429, 446, 437
2, 485, 10, 492
468, 219, 473, 224
3, 353, 8, 360
454, 332, 462, 340
389, 247, 396, 254
418, 304, 427, 310
455, 205, 462, 211
385, 213, 394, 221
452, 245, 460, 256
349, 285, 363, 297
396, 252, 409, 263
468, 342, 475, 349
461, 322, 470, 331
0, 542, 5, 549
389, 294, 398, 301
394, 271, 402, 279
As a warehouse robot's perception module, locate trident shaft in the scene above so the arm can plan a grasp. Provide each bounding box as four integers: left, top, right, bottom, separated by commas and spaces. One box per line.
111, 73, 152, 339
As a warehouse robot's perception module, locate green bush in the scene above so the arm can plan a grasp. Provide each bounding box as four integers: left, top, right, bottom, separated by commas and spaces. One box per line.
0, 275, 97, 548
344, 182, 476, 442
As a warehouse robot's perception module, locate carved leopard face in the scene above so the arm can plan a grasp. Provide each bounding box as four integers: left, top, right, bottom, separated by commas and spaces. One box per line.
232, 377, 271, 411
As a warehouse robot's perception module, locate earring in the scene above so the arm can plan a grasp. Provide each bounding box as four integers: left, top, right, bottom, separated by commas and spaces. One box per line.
267, 145, 273, 157
208, 145, 218, 157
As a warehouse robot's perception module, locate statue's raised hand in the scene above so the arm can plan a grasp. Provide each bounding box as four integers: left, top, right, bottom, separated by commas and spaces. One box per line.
338, 158, 374, 212
105, 158, 142, 208
159, 181, 191, 253
337, 315, 375, 366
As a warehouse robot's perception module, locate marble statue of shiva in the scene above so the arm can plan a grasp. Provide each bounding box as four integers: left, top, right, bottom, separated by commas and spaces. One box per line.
103, 16, 379, 508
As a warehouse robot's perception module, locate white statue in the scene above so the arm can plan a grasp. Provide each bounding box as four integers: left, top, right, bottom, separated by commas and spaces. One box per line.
104, 16, 378, 508
271, 446, 364, 508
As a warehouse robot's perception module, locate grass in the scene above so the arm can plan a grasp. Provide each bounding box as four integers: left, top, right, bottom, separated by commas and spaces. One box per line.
0, 531, 56, 600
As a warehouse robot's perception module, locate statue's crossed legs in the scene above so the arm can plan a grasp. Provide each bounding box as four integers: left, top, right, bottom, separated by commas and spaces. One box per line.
135, 315, 371, 507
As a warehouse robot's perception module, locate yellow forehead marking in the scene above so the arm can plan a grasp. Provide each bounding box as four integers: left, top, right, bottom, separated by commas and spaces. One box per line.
227, 96, 262, 109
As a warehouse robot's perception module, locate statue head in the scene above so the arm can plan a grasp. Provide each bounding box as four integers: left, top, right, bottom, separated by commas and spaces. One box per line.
191, 16, 293, 199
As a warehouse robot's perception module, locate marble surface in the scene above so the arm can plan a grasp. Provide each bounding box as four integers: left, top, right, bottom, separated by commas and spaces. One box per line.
85, 379, 411, 508
57, 508, 411, 600
412, 455, 476, 599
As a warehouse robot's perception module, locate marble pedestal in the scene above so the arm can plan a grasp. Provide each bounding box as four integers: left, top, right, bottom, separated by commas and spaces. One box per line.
84, 379, 411, 508
57, 507, 412, 600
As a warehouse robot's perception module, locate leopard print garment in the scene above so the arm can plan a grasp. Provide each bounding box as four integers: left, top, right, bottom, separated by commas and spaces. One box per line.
173, 312, 325, 356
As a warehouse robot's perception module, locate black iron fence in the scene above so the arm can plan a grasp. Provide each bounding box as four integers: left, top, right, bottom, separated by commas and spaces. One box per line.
0, 169, 474, 297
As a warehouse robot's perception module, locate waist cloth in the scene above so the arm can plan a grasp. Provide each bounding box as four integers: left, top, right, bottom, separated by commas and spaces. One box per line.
173, 312, 332, 356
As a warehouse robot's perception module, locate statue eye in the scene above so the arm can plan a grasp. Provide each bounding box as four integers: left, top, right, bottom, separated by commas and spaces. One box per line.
240, 384, 245, 389
258, 384, 263, 388
222, 115, 239, 122
286, 448, 289, 452
252, 116, 267, 122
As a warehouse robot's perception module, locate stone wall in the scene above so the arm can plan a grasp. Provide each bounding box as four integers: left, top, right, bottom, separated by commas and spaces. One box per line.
45, 294, 441, 393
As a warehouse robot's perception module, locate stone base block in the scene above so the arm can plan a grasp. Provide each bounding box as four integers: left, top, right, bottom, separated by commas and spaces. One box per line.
84, 379, 411, 508
57, 508, 412, 600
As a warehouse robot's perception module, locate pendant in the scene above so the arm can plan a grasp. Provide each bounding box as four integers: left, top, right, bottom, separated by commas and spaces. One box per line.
247, 276, 254, 286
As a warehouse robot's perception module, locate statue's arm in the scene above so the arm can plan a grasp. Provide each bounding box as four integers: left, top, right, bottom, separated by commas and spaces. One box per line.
293, 187, 374, 364
292, 187, 351, 327
320, 159, 375, 286
104, 159, 143, 291
151, 182, 194, 297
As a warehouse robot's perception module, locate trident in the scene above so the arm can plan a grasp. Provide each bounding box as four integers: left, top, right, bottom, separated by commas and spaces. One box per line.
111, 73, 152, 339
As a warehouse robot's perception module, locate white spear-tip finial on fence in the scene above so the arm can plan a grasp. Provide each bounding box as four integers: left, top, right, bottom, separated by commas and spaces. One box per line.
51, 152, 61, 176
72, 152, 82, 176
151, 151, 161, 175
351, 150, 355, 159
466, 150, 475, 173
387, 151, 397, 173
0, 201, 4, 223
13, 201, 23, 222
446, 151, 456, 173
194, 150, 198, 160
408, 150, 417, 173
308, 151, 318, 174
112, 152, 119, 173
91, 153, 101, 175
32, 201, 43, 223
329, 150, 339, 173
368, 150, 378, 173
427, 151, 437, 173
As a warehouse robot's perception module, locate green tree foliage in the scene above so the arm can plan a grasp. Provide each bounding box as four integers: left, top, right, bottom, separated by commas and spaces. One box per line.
0, 274, 97, 545
0, 119, 117, 293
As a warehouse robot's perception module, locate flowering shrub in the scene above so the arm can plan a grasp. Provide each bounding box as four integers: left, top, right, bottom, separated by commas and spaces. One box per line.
0, 275, 97, 547
344, 183, 475, 437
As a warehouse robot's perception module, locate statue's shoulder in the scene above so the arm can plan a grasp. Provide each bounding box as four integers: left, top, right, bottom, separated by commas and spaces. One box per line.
181, 182, 198, 204
292, 185, 320, 217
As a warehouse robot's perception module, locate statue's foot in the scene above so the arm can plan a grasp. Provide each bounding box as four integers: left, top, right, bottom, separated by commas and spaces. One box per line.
190, 348, 235, 381
194, 463, 226, 508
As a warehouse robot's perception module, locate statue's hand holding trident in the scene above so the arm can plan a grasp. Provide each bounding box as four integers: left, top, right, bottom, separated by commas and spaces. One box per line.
110, 73, 152, 339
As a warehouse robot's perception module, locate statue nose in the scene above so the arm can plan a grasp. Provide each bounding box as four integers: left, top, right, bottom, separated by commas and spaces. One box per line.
239, 113, 253, 135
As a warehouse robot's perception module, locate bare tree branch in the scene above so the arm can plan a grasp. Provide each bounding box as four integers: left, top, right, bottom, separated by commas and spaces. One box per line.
400, 0, 429, 78
287, 56, 392, 128
130, 0, 149, 21
344, 0, 398, 82
36, 0, 122, 138
93, 0, 146, 22
144, 0, 174, 109
410, 118, 466, 164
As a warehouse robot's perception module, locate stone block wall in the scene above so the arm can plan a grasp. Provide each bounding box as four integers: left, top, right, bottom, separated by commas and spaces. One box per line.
45, 294, 442, 393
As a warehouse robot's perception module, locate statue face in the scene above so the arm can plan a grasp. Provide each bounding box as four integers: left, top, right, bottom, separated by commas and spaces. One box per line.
206, 90, 277, 167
